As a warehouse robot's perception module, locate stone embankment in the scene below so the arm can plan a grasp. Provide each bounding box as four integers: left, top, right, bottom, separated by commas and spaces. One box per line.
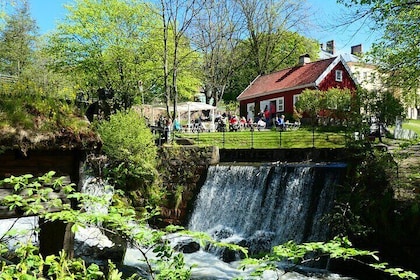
157, 146, 219, 226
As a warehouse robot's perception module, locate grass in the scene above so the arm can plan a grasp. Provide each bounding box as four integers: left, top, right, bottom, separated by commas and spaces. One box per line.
174, 126, 349, 149
0, 93, 91, 134
402, 119, 420, 136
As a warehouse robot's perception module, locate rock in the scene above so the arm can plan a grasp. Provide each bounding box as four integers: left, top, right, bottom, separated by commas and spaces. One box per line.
210, 227, 234, 240
74, 227, 126, 266
118, 264, 150, 280
74, 240, 126, 266
174, 238, 200, 254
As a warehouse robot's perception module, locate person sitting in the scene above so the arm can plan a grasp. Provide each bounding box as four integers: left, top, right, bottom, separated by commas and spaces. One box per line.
239, 116, 247, 129
229, 115, 240, 131
276, 115, 286, 130
216, 116, 226, 132
247, 118, 254, 128
257, 118, 266, 131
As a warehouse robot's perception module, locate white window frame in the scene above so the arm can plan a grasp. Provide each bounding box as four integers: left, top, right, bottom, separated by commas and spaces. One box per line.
293, 94, 300, 107
277, 97, 284, 112
335, 70, 343, 82
260, 97, 284, 114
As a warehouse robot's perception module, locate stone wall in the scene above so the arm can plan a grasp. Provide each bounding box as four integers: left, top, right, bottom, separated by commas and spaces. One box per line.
156, 146, 219, 226
219, 148, 360, 163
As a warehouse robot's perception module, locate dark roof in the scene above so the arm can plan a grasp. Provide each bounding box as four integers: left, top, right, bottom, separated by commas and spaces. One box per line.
237, 57, 338, 101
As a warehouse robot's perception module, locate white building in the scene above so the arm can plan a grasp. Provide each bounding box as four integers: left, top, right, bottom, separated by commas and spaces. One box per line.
320, 41, 418, 120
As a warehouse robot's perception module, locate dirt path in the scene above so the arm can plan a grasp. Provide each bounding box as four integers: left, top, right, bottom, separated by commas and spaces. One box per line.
388, 142, 420, 201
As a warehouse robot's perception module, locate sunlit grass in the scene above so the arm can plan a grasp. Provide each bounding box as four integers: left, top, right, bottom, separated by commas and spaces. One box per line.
174, 126, 348, 149
403, 119, 420, 135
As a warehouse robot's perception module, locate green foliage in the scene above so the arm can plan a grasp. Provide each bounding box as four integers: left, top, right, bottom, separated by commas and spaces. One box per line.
0, 89, 91, 134
338, 0, 419, 103
95, 109, 160, 205
225, 31, 320, 101
240, 236, 418, 279
295, 89, 325, 119
0, 173, 188, 279
0, 0, 37, 76
1, 173, 418, 279
355, 87, 405, 126
46, 0, 159, 109
295, 88, 352, 121
327, 150, 397, 240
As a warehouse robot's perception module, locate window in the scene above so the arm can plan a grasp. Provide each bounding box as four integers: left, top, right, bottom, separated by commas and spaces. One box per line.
293, 94, 300, 107
261, 98, 284, 114
277, 97, 284, 112
260, 101, 270, 113
335, 70, 343, 82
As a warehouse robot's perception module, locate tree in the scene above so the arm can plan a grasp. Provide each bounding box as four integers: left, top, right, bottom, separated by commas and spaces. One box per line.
157, 0, 203, 119
191, 0, 319, 104
337, 0, 420, 116
295, 88, 353, 125
233, 0, 312, 76
0, 0, 38, 76
225, 31, 319, 101
356, 87, 405, 125
295, 89, 325, 121
191, 0, 242, 105
46, 0, 160, 111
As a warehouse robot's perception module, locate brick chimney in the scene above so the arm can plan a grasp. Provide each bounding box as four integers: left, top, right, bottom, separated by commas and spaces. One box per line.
351, 44, 363, 55
326, 40, 335, 55
298, 54, 311, 66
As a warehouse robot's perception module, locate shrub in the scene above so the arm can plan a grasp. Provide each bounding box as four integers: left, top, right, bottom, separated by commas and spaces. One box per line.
96, 110, 159, 200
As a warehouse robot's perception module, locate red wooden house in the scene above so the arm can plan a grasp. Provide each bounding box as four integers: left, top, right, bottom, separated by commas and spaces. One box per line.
237, 55, 358, 122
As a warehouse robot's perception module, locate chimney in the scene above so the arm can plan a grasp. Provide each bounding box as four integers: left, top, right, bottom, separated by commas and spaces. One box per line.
351, 44, 363, 55
298, 54, 311, 66
326, 40, 335, 55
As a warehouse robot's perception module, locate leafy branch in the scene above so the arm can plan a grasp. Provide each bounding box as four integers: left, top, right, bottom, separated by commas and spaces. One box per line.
240, 236, 418, 279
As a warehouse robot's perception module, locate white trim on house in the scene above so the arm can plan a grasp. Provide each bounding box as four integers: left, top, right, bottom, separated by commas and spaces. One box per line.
314, 55, 359, 87
335, 70, 343, 82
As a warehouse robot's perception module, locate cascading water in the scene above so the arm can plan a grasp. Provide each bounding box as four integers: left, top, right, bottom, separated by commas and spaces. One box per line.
124, 162, 353, 279
188, 163, 345, 256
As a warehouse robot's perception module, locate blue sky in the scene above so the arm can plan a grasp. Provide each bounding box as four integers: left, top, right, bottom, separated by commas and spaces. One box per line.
28, 0, 379, 54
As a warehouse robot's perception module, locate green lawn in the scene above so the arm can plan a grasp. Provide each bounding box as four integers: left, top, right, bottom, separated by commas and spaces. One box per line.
174, 126, 348, 149
403, 119, 420, 135
170, 120, 420, 149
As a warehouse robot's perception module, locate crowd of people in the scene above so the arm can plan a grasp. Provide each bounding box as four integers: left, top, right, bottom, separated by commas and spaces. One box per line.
215, 111, 290, 132
152, 108, 297, 136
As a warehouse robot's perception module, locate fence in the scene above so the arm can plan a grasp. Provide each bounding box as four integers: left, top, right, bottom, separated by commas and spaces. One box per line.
169, 126, 349, 149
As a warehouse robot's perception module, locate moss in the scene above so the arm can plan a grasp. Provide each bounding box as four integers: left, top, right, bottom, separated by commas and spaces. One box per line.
0, 93, 100, 152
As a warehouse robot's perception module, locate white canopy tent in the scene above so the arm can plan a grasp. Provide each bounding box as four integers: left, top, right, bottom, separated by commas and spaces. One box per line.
145, 102, 217, 132
173, 102, 217, 132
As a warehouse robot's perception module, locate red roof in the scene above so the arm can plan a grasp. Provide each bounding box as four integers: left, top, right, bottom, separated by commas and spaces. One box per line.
237, 57, 337, 101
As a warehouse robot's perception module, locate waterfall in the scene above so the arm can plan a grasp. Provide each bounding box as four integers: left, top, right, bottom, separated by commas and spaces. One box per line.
188, 163, 345, 254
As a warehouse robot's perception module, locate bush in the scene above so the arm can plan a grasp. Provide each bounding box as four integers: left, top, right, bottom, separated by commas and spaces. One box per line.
96, 110, 159, 197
